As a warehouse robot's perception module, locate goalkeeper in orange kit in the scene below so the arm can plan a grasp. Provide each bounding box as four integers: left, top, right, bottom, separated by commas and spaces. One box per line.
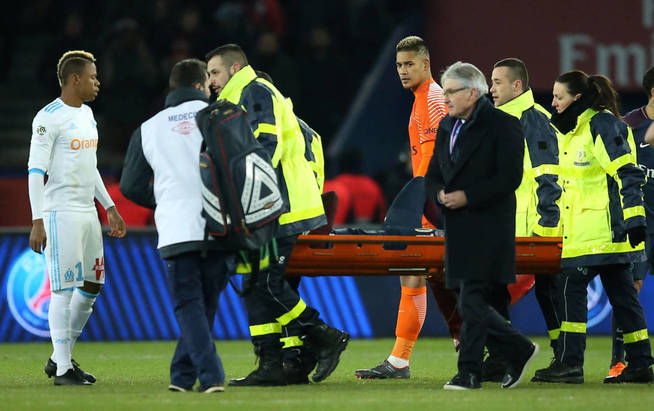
355, 36, 462, 379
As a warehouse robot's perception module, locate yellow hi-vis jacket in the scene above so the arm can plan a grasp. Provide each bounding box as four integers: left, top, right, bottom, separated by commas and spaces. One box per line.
497, 89, 562, 237
297, 116, 325, 193
287, 97, 325, 193
218, 65, 326, 236
558, 108, 646, 267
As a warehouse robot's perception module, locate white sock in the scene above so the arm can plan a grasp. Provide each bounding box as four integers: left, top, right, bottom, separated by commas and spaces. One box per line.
387, 355, 409, 368
69, 288, 97, 355
48, 289, 73, 376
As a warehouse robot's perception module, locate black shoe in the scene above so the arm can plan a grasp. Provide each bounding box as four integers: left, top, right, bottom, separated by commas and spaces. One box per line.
53, 368, 93, 386
481, 355, 506, 383
305, 325, 350, 383
283, 346, 317, 385
531, 359, 583, 384
228, 345, 287, 387
530, 355, 556, 382
443, 373, 481, 390
168, 384, 191, 392
283, 360, 310, 384
229, 368, 286, 387
197, 383, 225, 393
354, 360, 410, 379
284, 353, 319, 385
605, 365, 653, 384
45, 358, 96, 383
502, 342, 539, 389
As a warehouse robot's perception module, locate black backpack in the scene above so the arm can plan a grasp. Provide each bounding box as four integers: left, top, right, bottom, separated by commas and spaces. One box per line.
196, 99, 284, 251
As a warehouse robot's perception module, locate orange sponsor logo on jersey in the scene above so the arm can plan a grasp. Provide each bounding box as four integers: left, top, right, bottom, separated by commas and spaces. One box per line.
70, 138, 98, 150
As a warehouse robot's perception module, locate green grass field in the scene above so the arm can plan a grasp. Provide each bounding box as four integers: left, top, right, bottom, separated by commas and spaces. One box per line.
1, 337, 653, 410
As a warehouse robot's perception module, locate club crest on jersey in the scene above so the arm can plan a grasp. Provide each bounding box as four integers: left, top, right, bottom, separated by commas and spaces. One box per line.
64, 268, 75, 282
6, 249, 51, 337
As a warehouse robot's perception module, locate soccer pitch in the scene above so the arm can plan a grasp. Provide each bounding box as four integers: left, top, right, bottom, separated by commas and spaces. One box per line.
1, 337, 653, 410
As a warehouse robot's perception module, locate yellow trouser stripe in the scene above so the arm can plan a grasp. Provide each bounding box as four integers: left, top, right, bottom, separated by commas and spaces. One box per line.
249, 322, 282, 336
253, 123, 279, 138
533, 164, 559, 177
548, 328, 560, 341
606, 153, 632, 177
275, 299, 307, 326
280, 336, 304, 348
623, 206, 646, 220
561, 321, 586, 333
624, 329, 649, 344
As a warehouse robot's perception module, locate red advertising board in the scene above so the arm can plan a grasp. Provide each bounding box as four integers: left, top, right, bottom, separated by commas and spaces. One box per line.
426, 0, 652, 91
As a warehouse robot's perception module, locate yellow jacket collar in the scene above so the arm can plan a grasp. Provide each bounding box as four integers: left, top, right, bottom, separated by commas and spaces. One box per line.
497, 89, 535, 118
218, 65, 257, 104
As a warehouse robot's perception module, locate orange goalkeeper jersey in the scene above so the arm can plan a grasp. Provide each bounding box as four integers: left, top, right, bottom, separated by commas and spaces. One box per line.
409, 78, 447, 177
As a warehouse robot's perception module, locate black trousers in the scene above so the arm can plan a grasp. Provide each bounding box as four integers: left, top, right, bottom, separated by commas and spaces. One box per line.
457, 279, 532, 376
243, 235, 322, 347
488, 283, 511, 320
534, 273, 563, 349
557, 264, 653, 367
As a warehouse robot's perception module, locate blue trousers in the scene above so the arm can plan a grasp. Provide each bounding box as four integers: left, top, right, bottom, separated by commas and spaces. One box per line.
165, 250, 230, 389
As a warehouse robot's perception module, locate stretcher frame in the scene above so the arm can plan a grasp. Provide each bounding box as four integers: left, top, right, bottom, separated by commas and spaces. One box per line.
286, 235, 562, 277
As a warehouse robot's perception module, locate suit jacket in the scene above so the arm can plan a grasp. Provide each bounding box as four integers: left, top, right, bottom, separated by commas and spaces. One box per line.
425, 97, 524, 288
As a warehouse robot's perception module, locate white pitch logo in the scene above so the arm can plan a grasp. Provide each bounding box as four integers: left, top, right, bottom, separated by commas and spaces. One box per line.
586, 277, 613, 328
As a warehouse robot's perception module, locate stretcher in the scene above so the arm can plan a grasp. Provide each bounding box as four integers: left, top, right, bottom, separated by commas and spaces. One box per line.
286, 235, 562, 277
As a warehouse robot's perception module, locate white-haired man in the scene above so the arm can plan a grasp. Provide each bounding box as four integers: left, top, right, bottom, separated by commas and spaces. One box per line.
424, 61, 537, 390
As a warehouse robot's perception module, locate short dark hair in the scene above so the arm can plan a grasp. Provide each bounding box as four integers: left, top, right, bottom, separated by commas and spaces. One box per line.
643, 66, 654, 98
169, 58, 207, 90
396, 36, 430, 59
494, 58, 529, 92
57, 50, 95, 87
205, 43, 248, 67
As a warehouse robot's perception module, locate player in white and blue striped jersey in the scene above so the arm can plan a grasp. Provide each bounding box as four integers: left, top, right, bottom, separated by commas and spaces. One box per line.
27, 50, 126, 386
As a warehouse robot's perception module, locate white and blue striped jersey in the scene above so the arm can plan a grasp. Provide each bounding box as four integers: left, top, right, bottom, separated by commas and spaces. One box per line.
28, 98, 101, 213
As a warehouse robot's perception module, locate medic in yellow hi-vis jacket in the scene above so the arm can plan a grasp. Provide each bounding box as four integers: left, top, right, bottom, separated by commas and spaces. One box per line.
557, 109, 644, 263
533, 71, 653, 384
487, 59, 563, 381
499, 90, 561, 239
217, 69, 325, 235
206, 44, 348, 387
494, 83, 563, 360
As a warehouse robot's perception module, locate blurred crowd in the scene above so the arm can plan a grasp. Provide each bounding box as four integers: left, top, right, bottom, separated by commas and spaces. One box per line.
11, 0, 410, 163
1, 0, 418, 226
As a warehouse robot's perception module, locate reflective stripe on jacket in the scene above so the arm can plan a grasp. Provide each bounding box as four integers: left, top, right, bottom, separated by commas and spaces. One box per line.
497, 89, 561, 237
558, 108, 646, 266
218, 66, 326, 236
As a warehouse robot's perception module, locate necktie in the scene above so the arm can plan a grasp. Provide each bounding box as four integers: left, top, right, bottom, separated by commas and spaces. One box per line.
449, 119, 463, 155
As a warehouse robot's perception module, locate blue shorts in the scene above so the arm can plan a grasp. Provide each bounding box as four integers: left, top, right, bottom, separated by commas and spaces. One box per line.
632, 234, 654, 281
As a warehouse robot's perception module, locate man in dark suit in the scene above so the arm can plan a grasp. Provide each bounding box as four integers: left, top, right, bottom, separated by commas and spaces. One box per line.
425, 61, 538, 390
